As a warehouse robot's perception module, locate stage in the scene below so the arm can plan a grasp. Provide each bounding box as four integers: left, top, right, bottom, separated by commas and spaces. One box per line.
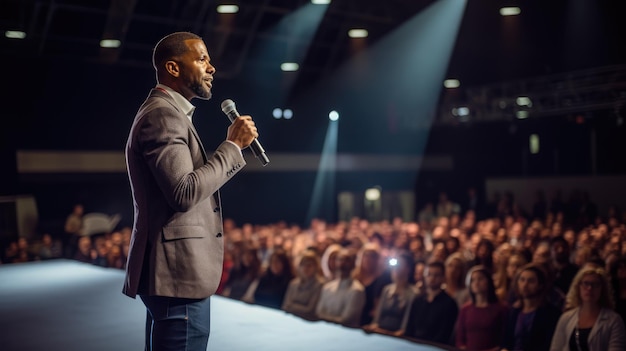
0, 260, 450, 351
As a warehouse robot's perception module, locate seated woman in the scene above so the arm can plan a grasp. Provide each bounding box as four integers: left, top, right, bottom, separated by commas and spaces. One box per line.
363, 251, 416, 337
282, 250, 325, 320
550, 266, 626, 351
456, 265, 509, 351
247, 248, 294, 309
222, 246, 261, 301
353, 243, 392, 326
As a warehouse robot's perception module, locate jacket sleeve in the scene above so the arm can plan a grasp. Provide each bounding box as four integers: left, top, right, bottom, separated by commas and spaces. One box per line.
138, 106, 244, 212
549, 312, 569, 351
608, 314, 626, 351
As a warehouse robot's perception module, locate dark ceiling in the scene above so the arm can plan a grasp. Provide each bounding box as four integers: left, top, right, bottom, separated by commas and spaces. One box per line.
3, 0, 625, 87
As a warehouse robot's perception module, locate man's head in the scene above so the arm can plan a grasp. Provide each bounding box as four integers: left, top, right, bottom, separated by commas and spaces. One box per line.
550, 236, 570, 265
335, 248, 357, 279
516, 264, 547, 300
424, 261, 446, 291
153, 32, 216, 100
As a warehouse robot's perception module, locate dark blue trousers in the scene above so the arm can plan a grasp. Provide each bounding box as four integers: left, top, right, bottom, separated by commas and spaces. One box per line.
141, 295, 211, 351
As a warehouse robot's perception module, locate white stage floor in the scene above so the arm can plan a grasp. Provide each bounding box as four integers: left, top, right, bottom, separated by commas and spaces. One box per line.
0, 260, 450, 351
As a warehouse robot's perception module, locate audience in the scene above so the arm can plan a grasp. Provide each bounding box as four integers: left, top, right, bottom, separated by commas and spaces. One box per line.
353, 243, 391, 326
456, 265, 508, 351
502, 264, 561, 351
363, 251, 416, 337
404, 261, 459, 345
550, 266, 626, 351
248, 248, 294, 309
2, 187, 626, 350
282, 250, 325, 320
315, 248, 366, 328
444, 252, 470, 308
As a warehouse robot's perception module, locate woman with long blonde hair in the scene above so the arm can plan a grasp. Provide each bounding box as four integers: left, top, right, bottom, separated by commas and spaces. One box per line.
550, 266, 626, 351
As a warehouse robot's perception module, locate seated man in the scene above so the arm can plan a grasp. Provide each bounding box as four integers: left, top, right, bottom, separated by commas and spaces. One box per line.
404, 261, 458, 345
315, 248, 366, 328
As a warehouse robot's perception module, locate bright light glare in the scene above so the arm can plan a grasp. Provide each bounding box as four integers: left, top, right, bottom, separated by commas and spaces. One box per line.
283, 109, 293, 119
217, 5, 239, 14
500, 7, 521, 16
348, 29, 368, 38
389, 258, 398, 266
100, 39, 121, 48
530, 134, 540, 154
5, 30, 26, 39
281, 62, 299, 72
443, 79, 460, 88
452, 107, 469, 117
365, 187, 381, 201
272, 108, 282, 119
516, 96, 532, 107
328, 110, 339, 121
311, 0, 331, 4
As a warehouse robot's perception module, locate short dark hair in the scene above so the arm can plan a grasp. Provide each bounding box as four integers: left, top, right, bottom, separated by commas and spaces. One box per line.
427, 260, 445, 274
152, 32, 202, 71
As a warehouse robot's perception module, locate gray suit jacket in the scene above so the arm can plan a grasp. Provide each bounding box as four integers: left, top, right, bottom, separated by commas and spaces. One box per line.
123, 88, 245, 299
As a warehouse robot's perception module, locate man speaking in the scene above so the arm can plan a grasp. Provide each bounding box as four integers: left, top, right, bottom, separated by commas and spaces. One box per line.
123, 31, 258, 351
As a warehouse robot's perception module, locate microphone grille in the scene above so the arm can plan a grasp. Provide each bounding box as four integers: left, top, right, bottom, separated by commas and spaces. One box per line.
221, 99, 235, 113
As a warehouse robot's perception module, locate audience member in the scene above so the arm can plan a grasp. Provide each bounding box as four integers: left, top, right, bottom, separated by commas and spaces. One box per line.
63, 204, 84, 258
456, 265, 509, 351
37, 233, 63, 260
550, 236, 579, 295
363, 252, 416, 337
249, 248, 294, 309
495, 250, 529, 304
316, 248, 366, 328
404, 261, 459, 345
550, 266, 626, 351
320, 243, 342, 282
222, 246, 261, 301
501, 264, 561, 351
282, 250, 325, 320
609, 257, 626, 323
353, 243, 392, 326
444, 252, 470, 308
73, 236, 94, 264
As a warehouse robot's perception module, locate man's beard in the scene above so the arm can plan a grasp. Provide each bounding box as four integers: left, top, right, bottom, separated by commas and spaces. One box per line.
191, 81, 211, 100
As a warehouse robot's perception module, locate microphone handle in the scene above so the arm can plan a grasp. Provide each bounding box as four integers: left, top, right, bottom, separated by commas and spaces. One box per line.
226, 110, 270, 166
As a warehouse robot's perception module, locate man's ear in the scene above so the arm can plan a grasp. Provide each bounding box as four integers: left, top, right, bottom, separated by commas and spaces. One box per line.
165, 60, 180, 77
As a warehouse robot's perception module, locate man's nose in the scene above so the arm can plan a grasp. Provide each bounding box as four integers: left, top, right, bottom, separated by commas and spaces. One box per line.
207, 63, 216, 74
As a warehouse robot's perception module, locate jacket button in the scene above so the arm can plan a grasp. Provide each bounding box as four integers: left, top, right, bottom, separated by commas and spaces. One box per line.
216, 233, 222, 238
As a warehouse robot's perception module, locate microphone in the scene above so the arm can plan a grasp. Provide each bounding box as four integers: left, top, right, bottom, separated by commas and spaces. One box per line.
221, 99, 270, 166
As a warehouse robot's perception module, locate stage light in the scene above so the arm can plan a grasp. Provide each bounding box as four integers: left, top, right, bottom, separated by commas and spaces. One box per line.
100, 39, 121, 48
500, 7, 521, 16
452, 107, 469, 117
281, 62, 299, 72
529, 134, 540, 154
389, 258, 398, 266
348, 29, 368, 38
283, 109, 293, 119
311, 0, 331, 4
516, 110, 529, 119
217, 5, 239, 14
516, 96, 532, 107
443, 79, 460, 88
5, 30, 26, 39
273, 108, 282, 119
329, 110, 339, 121
365, 187, 381, 201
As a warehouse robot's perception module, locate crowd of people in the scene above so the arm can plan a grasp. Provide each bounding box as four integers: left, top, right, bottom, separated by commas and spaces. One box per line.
2, 190, 626, 350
